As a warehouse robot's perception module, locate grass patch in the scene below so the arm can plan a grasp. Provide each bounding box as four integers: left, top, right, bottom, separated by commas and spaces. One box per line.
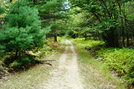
0, 63, 58, 89
72, 38, 126, 89
0, 47, 61, 89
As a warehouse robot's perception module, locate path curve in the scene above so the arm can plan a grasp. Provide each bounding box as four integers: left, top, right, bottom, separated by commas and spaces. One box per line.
43, 39, 84, 89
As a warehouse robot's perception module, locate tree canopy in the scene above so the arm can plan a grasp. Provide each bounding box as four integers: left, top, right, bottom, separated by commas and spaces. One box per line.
68, 0, 134, 47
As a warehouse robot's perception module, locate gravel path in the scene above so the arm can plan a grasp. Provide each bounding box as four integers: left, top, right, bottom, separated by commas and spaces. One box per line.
43, 39, 84, 89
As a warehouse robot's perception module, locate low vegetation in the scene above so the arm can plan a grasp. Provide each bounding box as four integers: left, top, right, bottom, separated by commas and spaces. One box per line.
0, 37, 63, 89
0, 37, 63, 78
0, 53, 59, 89
72, 38, 134, 89
96, 48, 134, 87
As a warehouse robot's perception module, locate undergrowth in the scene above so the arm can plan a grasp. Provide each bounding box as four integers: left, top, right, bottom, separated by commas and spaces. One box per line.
96, 48, 134, 87
0, 37, 63, 78
0, 37, 63, 89
73, 38, 104, 49
73, 37, 133, 89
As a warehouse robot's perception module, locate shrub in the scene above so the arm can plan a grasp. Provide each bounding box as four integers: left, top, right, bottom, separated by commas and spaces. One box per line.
96, 48, 134, 86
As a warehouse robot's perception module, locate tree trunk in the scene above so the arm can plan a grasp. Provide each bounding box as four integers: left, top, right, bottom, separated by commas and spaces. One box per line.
15, 50, 18, 59
122, 28, 125, 47
126, 33, 129, 46
54, 30, 57, 42
102, 27, 119, 47
33, 0, 36, 5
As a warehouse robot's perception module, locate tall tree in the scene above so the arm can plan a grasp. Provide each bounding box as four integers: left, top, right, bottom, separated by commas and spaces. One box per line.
69, 0, 133, 47
0, 0, 49, 62
37, 0, 69, 42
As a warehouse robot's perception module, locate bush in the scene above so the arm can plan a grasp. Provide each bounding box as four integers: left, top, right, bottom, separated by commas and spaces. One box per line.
96, 48, 134, 86
8, 55, 36, 72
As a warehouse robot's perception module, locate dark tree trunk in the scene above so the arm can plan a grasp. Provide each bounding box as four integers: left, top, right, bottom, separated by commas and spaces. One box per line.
15, 50, 18, 59
10, 0, 12, 2
54, 30, 57, 42
122, 28, 125, 47
29, 0, 37, 5
102, 27, 119, 47
33, 0, 36, 5
126, 33, 129, 46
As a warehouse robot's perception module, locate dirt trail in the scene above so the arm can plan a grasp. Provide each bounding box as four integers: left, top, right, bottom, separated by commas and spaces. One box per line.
43, 39, 84, 89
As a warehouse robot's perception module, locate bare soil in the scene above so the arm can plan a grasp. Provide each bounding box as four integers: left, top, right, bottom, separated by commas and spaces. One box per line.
42, 39, 84, 89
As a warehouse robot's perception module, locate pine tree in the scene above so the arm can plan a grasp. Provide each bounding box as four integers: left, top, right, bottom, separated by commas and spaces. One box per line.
0, 0, 49, 63
38, 0, 69, 42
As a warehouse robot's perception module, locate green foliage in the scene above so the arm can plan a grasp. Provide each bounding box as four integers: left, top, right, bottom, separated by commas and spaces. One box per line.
37, 0, 68, 42
73, 38, 104, 49
96, 48, 134, 85
0, 0, 50, 67
40, 0, 63, 11
73, 37, 134, 86
38, 0, 66, 20
0, 27, 35, 52
8, 56, 36, 71
6, 5, 40, 28
0, 7, 5, 14
68, 0, 134, 47
0, 0, 5, 5
72, 37, 126, 89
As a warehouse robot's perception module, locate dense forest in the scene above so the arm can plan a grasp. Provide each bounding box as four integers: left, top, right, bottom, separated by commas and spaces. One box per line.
0, 0, 134, 88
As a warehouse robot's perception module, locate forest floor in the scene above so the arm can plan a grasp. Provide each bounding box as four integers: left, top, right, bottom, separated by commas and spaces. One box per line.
0, 39, 126, 89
